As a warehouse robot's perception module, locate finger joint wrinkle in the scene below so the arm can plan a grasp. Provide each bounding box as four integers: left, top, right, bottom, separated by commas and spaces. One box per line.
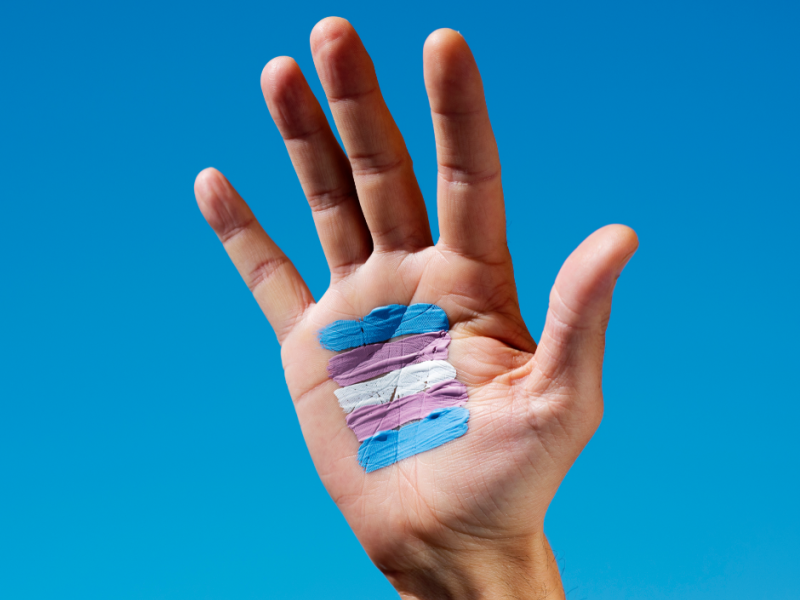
549, 287, 594, 331
219, 216, 257, 244
247, 255, 292, 292
328, 261, 364, 279
438, 164, 500, 187
545, 308, 594, 337
436, 243, 509, 267
277, 301, 316, 346
281, 121, 327, 144
431, 105, 487, 119
326, 85, 381, 105
372, 226, 431, 251
307, 185, 358, 214
349, 154, 407, 178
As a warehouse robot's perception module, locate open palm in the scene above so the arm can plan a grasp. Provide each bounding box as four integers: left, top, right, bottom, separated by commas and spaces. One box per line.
195, 17, 637, 599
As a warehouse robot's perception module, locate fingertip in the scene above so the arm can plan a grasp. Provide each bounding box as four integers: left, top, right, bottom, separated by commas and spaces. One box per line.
194, 168, 248, 237
588, 224, 640, 276
261, 57, 325, 138
261, 56, 300, 94
309, 17, 374, 100
194, 167, 223, 202
605, 223, 639, 251
424, 27, 461, 45
310, 16, 353, 54
424, 28, 473, 71
424, 28, 466, 56
194, 166, 224, 218
423, 28, 482, 112
611, 225, 639, 278
551, 224, 639, 323
261, 57, 308, 120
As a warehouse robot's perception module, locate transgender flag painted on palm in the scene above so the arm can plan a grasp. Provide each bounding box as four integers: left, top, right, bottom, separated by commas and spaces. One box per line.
318, 304, 470, 472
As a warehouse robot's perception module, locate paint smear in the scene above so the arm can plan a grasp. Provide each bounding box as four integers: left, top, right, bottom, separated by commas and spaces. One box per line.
318, 303, 449, 351
357, 406, 470, 472
346, 379, 468, 442
334, 360, 456, 413
327, 331, 450, 386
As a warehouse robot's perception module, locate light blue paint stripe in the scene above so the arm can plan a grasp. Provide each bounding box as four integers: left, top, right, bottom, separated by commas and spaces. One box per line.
357, 406, 469, 473
318, 303, 449, 351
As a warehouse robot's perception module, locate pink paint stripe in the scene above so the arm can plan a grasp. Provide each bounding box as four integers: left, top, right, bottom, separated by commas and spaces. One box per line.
327, 331, 450, 386
345, 379, 468, 442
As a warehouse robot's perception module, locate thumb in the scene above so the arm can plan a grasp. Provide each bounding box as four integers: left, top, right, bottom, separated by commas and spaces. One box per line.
533, 224, 639, 398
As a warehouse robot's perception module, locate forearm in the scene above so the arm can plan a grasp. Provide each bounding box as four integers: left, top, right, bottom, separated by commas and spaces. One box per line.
387, 531, 565, 600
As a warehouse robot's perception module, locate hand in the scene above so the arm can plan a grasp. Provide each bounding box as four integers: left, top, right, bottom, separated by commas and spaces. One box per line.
194, 17, 638, 600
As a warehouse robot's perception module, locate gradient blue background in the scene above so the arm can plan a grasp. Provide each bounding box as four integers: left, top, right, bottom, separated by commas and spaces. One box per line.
1, 1, 798, 598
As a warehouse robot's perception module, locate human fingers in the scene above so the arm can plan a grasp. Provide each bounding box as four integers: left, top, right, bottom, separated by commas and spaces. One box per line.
424, 29, 506, 261
261, 57, 372, 278
310, 17, 432, 252
194, 168, 314, 343
531, 225, 639, 414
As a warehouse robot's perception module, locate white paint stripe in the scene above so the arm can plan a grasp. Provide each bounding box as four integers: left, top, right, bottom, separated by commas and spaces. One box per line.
334, 360, 457, 414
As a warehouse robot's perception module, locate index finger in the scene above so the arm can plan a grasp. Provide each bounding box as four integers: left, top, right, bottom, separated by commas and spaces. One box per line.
424, 30, 507, 262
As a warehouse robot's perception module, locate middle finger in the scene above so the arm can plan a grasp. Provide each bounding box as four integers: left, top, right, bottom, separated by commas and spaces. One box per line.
310, 17, 433, 252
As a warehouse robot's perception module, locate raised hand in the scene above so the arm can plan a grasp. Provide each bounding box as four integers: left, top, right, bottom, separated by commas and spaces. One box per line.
194, 17, 637, 599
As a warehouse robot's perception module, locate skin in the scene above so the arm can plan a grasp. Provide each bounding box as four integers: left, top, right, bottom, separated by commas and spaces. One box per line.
194, 17, 639, 600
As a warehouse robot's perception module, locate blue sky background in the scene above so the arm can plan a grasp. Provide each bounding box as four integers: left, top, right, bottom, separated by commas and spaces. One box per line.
1, 1, 798, 598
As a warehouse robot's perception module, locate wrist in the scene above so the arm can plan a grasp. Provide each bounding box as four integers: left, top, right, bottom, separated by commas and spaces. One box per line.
381, 531, 564, 600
